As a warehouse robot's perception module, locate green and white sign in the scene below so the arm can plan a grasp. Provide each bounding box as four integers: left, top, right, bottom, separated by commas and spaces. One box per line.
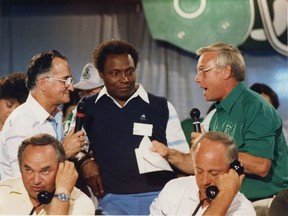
142, 0, 288, 57
142, 0, 254, 53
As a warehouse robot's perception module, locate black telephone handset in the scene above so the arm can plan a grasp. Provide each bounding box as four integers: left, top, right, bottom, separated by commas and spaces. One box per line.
29, 191, 55, 215
37, 191, 54, 204
205, 159, 244, 200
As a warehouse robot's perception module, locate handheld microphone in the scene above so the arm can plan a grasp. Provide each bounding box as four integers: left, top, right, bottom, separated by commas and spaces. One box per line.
190, 108, 201, 133
74, 100, 85, 133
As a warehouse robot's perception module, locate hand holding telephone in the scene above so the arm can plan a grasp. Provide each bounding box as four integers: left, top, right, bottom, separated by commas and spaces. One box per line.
29, 191, 54, 215
205, 159, 244, 200
37, 191, 54, 204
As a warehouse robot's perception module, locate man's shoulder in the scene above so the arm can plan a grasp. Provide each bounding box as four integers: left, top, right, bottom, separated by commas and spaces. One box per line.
82, 93, 99, 106
70, 187, 96, 213
165, 176, 195, 189
228, 192, 256, 215
0, 176, 21, 191
147, 92, 167, 101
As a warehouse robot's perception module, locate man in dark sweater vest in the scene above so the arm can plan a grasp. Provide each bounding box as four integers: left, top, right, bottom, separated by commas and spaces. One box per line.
78, 39, 190, 215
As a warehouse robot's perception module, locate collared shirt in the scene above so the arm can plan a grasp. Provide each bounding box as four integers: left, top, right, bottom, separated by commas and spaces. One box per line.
95, 84, 189, 152
0, 94, 63, 180
0, 176, 95, 215
150, 176, 256, 216
210, 82, 288, 200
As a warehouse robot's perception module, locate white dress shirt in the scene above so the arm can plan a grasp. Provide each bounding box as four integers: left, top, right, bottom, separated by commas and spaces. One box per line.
150, 176, 256, 216
0, 94, 63, 179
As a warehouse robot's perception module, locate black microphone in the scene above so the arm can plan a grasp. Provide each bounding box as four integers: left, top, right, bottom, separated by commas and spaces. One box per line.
74, 100, 85, 133
190, 108, 201, 133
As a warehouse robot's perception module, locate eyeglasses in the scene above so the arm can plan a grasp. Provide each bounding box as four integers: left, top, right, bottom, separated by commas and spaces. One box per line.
45, 76, 74, 88
196, 67, 216, 77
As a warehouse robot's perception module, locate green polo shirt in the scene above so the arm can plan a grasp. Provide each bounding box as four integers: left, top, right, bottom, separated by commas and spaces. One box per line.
210, 82, 288, 200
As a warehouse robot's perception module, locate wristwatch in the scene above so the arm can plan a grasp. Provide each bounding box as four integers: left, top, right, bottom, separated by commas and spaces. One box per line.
54, 193, 70, 202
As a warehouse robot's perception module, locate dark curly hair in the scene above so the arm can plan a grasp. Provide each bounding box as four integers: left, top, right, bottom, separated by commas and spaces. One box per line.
26, 49, 68, 90
0, 72, 29, 104
93, 39, 139, 72
250, 83, 279, 109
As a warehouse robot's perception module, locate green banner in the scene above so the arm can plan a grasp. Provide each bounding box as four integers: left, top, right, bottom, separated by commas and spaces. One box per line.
142, 0, 254, 53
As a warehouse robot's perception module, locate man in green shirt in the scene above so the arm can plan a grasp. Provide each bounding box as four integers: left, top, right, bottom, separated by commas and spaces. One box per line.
152, 42, 288, 214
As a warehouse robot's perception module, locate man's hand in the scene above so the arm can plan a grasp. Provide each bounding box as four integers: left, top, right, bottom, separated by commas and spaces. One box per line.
55, 160, 78, 194
81, 159, 104, 199
151, 140, 194, 174
47, 161, 78, 215
216, 169, 244, 196
191, 125, 205, 146
151, 140, 170, 159
203, 169, 245, 216
62, 130, 85, 158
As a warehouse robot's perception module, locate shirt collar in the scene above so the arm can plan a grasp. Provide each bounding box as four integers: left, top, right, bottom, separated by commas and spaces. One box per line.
27, 94, 63, 124
95, 83, 149, 106
216, 81, 246, 114
27, 94, 50, 124
188, 176, 202, 201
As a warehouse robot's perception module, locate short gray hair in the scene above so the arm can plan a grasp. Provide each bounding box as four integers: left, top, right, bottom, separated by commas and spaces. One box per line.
196, 42, 245, 82
18, 133, 66, 167
192, 131, 238, 163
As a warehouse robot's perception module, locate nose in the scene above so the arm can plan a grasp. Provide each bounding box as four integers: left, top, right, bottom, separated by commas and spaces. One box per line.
194, 73, 201, 83
202, 173, 212, 188
120, 72, 129, 82
67, 82, 74, 91
32, 173, 42, 185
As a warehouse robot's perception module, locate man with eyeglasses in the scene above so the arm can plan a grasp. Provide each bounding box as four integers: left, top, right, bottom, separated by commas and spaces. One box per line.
152, 42, 288, 214
0, 50, 86, 181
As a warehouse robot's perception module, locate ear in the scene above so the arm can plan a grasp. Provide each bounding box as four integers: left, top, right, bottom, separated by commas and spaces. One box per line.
98, 71, 104, 79
38, 77, 47, 91
223, 65, 232, 80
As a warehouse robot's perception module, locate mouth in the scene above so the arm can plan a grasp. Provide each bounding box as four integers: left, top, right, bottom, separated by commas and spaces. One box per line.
202, 87, 208, 94
32, 186, 44, 193
118, 86, 131, 91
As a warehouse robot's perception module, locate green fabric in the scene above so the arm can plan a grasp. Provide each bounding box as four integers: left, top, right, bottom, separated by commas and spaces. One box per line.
181, 118, 193, 146
210, 82, 288, 200
181, 118, 203, 146
142, 0, 253, 54
63, 112, 73, 136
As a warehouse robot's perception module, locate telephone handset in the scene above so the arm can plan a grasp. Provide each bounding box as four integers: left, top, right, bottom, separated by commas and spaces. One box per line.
205, 159, 244, 200
37, 191, 55, 204
29, 191, 54, 215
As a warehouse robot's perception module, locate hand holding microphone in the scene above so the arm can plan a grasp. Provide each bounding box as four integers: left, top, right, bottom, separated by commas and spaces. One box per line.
190, 108, 201, 133
62, 100, 86, 158
74, 100, 85, 133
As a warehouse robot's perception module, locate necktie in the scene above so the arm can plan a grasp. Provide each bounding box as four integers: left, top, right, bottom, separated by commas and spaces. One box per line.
48, 115, 63, 141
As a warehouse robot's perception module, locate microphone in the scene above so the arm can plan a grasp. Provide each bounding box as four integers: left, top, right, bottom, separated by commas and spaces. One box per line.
74, 100, 85, 133
190, 108, 201, 133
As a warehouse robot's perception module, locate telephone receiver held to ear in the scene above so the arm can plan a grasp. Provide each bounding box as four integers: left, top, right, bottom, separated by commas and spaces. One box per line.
205, 159, 244, 200
29, 191, 55, 215
37, 191, 55, 204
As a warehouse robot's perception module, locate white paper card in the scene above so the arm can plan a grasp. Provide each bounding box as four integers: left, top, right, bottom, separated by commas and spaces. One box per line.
133, 123, 153, 136
135, 136, 173, 174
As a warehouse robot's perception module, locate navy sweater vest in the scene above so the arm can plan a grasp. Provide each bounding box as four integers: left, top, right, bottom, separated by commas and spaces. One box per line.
83, 93, 177, 194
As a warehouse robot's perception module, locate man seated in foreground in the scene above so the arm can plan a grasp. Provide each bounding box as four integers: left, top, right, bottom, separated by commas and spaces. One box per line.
0, 133, 95, 215
150, 131, 255, 215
